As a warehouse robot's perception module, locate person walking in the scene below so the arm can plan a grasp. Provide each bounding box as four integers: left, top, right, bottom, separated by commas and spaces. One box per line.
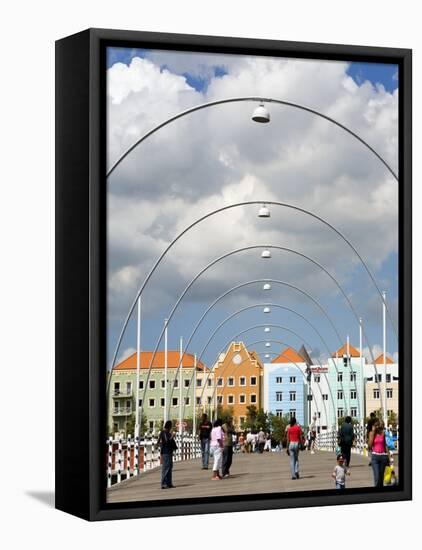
264, 432, 272, 452
366, 412, 377, 466
210, 419, 224, 480
222, 417, 235, 478
368, 419, 390, 487
332, 453, 349, 490
198, 413, 212, 470
238, 432, 245, 453
257, 428, 266, 453
157, 420, 177, 489
338, 416, 355, 467
286, 417, 303, 480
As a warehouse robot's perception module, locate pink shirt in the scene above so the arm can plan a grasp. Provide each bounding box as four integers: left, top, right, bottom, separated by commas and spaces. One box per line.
372, 433, 387, 454
211, 426, 224, 447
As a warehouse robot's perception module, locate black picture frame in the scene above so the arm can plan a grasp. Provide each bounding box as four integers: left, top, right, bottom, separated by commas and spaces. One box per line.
55, 27, 412, 521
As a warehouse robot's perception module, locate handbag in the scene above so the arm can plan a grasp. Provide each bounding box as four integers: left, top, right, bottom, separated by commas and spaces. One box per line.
384, 465, 392, 485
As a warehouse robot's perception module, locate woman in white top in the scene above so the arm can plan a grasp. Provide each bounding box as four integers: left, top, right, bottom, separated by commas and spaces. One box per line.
210, 419, 224, 480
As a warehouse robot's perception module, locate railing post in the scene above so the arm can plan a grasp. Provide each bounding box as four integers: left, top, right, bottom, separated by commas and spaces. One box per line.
134, 435, 139, 476
127, 434, 132, 479
117, 437, 122, 484
107, 437, 113, 488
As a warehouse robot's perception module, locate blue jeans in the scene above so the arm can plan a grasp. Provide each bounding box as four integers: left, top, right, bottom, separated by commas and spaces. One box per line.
336, 482, 345, 490
201, 438, 210, 468
289, 443, 299, 478
371, 454, 388, 487
161, 453, 173, 488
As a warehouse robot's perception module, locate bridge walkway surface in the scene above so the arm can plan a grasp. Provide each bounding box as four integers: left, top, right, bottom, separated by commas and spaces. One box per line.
107, 449, 389, 503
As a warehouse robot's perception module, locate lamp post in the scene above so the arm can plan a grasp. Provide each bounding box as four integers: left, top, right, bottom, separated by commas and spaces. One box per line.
135, 297, 142, 440
383, 291, 388, 424
164, 318, 168, 424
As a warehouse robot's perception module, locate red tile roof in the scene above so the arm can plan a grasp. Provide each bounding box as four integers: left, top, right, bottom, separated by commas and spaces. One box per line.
271, 347, 306, 364
115, 351, 205, 371
332, 343, 360, 358
374, 353, 394, 364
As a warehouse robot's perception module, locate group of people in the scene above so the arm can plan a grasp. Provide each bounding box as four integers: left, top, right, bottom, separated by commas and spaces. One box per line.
157, 411, 395, 491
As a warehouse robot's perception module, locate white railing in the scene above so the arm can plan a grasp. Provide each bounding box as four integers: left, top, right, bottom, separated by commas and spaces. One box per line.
106, 432, 202, 488
316, 425, 399, 457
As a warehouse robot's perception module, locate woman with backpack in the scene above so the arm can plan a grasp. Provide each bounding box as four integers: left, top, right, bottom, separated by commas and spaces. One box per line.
368, 419, 390, 487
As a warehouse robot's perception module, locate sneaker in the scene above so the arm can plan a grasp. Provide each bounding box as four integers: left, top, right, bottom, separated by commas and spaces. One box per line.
291, 477, 296, 480
311, 450, 315, 454
296, 473, 300, 479
222, 474, 230, 479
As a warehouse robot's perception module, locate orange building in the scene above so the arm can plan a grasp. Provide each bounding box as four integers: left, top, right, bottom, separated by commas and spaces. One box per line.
213, 341, 263, 430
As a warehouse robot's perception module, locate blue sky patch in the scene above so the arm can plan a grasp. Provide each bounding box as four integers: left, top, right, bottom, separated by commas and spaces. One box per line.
347, 62, 398, 93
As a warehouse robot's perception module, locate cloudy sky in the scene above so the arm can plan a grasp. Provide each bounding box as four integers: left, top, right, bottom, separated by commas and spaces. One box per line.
106, 46, 399, 370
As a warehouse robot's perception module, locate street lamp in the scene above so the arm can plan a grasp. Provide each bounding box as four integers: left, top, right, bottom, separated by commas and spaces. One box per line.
265, 342, 271, 347
258, 204, 271, 218
264, 327, 271, 333
263, 306, 271, 313
251, 102, 270, 123
261, 249, 271, 259
263, 283, 272, 290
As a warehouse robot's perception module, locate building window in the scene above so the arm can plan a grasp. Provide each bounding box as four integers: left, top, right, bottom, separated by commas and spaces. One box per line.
318, 412, 321, 418
350, 372, 357, 382
239, 394, 246, 404
149, 421, 154, 431
172, 397, 178, 407
375, 374, 382, 383
184, 397, 190, 405
276, 392, 283, 402
173, 378, 178, 388
276, 376, 283, 384
387, 388, 393, 398
337, 390, 343, 400
289, 409, 296, 419
139, 380, 144, 389
138, 399, 143, 406
323, 394, 328, 401
217, 396, 223, 404
196, 397, 201, 405
373, 389, 380, 399
184, 379, 190, 388
208, 378, 212, 386
350, 390, 357, 399
113, 401, 119, 413
161, 379, 165, 389
250, 394, 257, 404
289, 376, 296, 383
289, 391, 296, 402
113, 382, 120, 394
337, 373, 343, 382
228, 377, 234, 386
207, 396, 212, 405
351, 407, 358, 417
196, 378, 202, 387
227, 395, 234, 405
250, 376, 257, 386
307, 394, 313, 401
386, 374, 392, 383
276, 410, 283, 418
337, 408, 344, 418
239, 416, 246, 427
149, 380, 156, 390
387, 409, 394, 416
314, 375, 320, 383
160, 398, 165, 407
217, 378, 223, 386
239, 376, 246, 386
149, 398, 155, 407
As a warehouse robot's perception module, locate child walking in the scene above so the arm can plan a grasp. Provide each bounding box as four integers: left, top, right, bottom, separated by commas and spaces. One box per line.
332, 454, 349, 490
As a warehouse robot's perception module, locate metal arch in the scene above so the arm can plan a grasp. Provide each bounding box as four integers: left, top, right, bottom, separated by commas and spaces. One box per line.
181, 325, 336, 428
108, 201, 398, 381
110, 243, 382, 409
107, 96, 398, 180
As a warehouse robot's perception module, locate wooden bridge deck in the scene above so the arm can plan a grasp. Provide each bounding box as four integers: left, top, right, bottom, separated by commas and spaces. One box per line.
107, 450, 387, 503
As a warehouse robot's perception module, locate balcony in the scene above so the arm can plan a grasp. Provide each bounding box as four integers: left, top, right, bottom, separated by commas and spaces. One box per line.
112, 406, 132, 416
112, 389, 133, 398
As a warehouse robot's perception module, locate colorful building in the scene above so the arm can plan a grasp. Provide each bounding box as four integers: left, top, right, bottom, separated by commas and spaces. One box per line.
213, 342, 264, 430
364, 353, 399, 420
108, 350, 205, 436
263, 347, 308, 426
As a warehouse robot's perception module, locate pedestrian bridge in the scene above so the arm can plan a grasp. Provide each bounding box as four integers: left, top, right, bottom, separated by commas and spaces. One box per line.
107, 449, 382, 504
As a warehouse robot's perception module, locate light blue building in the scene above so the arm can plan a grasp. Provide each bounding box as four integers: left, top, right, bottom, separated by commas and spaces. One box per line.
263, 347, 308, 426
326, 343, 365, 426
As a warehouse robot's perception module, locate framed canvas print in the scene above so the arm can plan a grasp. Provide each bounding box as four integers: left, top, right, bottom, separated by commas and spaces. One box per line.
55, 28, 412, 521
